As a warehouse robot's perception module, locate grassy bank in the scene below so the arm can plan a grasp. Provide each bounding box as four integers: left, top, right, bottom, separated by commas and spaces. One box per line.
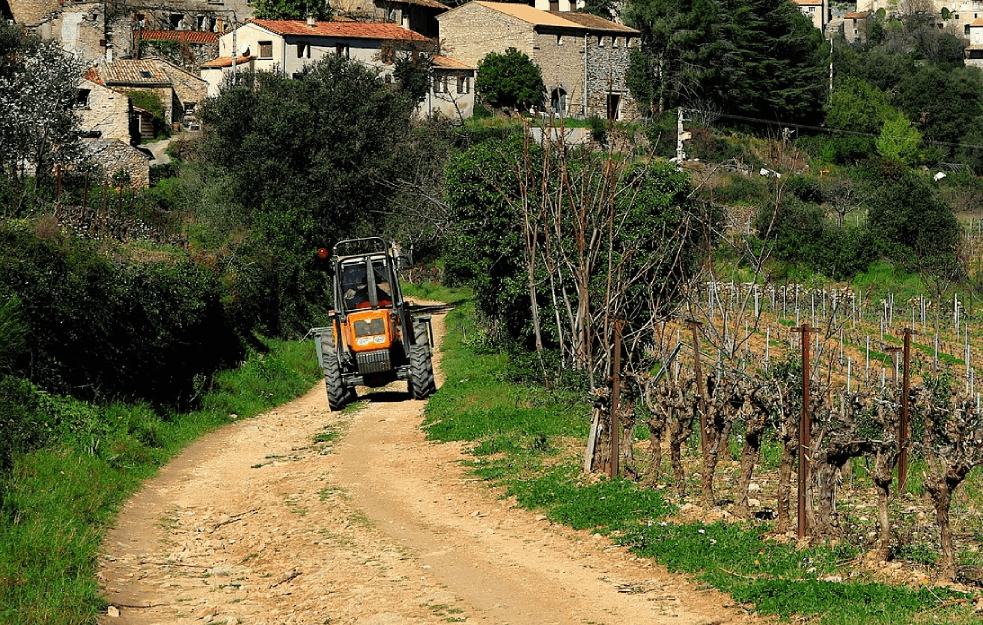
423, 302, 979, 625
0, 339, 322, 624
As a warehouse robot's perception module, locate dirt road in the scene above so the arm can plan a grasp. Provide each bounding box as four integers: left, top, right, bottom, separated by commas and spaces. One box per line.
99, 313, 760, 625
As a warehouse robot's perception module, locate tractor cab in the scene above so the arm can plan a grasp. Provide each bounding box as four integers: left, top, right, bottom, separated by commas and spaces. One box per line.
311, 237, 435, 411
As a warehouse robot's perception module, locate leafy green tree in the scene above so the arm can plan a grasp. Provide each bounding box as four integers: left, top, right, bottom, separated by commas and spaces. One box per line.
862, 159, 961, 273
895, 65, 983, 153
0, 24, 85, 185
475, 48, 545, 111
253, 0, 333, 20
199, 55, 415, 334
393, 52, 432, 103
876, 109, 921, 163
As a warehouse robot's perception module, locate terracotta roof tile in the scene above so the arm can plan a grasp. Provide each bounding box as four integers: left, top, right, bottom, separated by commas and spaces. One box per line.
201, 55, 255, 68
972, 17, 983, 26
136, 29, 219, 44
248, 19, 431, 41
472, 2, 578, 28
97, 59, 171, 85
432, 55, 473, 70
844, 11, 870, 18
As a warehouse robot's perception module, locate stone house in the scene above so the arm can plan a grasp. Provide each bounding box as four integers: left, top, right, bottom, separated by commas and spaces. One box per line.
201, 18, 474, 118
76, 78, 135, 143
88, 58, 208, 127
437, 2, 640, 120
793, 0, 829, 30
74, 78, 152, 188
204, 18, 434, 87
839, 11, 871, 43
967, 17, 983, 66
424, 55, 476, 120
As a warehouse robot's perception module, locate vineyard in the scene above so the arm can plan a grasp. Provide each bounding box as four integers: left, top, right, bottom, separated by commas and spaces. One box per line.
586, 217, 983, 588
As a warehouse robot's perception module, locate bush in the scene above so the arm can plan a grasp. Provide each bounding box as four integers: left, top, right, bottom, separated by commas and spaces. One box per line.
0, 221, 243, 406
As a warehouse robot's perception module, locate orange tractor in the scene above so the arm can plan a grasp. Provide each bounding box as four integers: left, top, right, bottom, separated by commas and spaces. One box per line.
311, 237, 436, 411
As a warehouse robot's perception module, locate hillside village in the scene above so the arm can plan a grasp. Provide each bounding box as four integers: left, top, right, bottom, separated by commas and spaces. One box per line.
3, 0, 983, 185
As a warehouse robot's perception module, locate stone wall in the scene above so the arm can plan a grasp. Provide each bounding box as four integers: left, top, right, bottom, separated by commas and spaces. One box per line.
84, 138, 151, 188
158, 60, 208, 121
532, 29, 586, 117
34, 2, 106, 62
584, 35, 639, 121
438, 3, 535, 67
78, 79, 133, 143
8, 0, 59, 27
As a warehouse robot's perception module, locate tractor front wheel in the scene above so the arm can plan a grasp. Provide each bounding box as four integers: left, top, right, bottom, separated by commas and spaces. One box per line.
408, 321, 436, 400
320, 333, 348, 411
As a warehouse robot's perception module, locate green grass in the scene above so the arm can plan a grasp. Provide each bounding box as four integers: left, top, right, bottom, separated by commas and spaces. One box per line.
0, 337, 321, 624
424, 302, 979, 625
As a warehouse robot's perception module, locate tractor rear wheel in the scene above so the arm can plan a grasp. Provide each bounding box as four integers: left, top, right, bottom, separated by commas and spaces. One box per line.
408, 321, 436, 400
320, 331, 348, 411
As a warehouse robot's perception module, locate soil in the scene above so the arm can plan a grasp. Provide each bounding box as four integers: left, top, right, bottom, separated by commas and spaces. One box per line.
98, 312, 764, 625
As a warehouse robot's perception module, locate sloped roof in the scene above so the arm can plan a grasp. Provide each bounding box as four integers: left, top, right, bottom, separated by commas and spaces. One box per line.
793, 0, 821, 5
247, 19, 431, 41
96, 59, 171, 86
972, 17, 983, 26
458, 3, 636, 33
432, 55, 473, 70
201, 55, 255, 68
844, 11, 870, 19
471, 2, 579, 28
387, 0, 449, 9
548, 11, 638, 34
136, 30, 219, 44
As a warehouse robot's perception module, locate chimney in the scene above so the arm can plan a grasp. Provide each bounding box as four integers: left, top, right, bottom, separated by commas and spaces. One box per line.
307, 14, 316, 27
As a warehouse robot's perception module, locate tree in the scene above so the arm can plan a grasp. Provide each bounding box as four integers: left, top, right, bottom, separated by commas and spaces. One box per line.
895, 65, 983, 152
862, 159, 962, 274
875, 109, 921, 163
198, 55, 415, 334
253, 0, 333, 20
393, 51, 433, 104
624, 0, 827, 122
0, 25, 85, 186
475, 48, 545, 111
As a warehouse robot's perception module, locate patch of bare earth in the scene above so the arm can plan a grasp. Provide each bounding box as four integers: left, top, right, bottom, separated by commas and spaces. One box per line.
98, 313, 763, 625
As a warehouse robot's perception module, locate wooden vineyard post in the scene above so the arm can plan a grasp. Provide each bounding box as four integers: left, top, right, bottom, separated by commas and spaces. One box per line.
792, 323, 811, 538
686, 319, 708, 454
898, 328, 914, 493
609, 320, 623, 479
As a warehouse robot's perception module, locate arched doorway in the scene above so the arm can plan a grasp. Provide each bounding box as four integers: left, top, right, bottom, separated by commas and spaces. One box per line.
551, 87, 567, 117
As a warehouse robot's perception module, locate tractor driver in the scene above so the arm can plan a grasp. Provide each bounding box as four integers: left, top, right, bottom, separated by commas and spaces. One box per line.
343, 264, 393, 310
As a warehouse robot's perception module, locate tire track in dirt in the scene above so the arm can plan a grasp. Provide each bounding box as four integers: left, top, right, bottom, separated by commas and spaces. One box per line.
99, 313, 762, 625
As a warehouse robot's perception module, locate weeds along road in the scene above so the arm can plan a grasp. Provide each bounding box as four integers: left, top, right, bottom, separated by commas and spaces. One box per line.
99, 313, 761, 625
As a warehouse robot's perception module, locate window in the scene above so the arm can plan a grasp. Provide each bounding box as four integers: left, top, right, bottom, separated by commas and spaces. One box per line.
170, 13, 183, 29
259, 41, 273, 58
456, 75, 470, 94
597, 35, 604, 46
966, 24, 972, 34
139, 70, 153, 78
613, 36, 620, 46
433, 74, 447, 93
335, 43, 349, 57
75, 89, 90, 109
297, 42, 310, 58
556, 34, 563, 45
184, 101, 197, 115
387, 6, 397, 21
